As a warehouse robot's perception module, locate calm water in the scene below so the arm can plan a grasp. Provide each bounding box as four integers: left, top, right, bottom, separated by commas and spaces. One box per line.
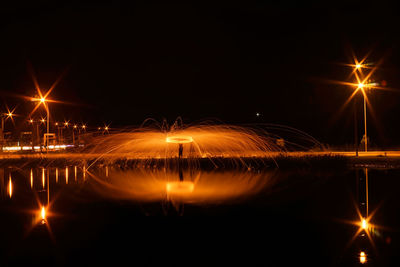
1, 165, 399, 266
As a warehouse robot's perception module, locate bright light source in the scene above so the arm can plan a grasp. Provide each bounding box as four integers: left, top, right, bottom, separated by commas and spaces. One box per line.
7, 112, 13, 117
40, 206, 46, 224
355, 64, 362, 69
361, 218, 368, 230
40, 97, 46, 103
166, 136, 193, 144
360, 251, 366, 264
358, 83, 364, 89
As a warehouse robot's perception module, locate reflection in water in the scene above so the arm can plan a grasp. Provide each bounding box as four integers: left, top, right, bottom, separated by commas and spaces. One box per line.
89, 169, 277, 207
74, 166, 77, 181
30, 169, 33, 188
360, 251, 367, 264
42, 168, 45, 189
8, 174, 12, 198
65, 167, 69, 184
56, 168, 59, 183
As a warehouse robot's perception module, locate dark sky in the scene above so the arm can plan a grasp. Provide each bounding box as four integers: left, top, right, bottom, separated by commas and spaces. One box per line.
1, 1, 400, 147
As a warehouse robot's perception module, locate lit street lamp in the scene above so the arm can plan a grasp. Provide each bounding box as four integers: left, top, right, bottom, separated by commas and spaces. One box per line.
32, 96, 50, 148
0, 110, 15, 146
356, 82, 369, 152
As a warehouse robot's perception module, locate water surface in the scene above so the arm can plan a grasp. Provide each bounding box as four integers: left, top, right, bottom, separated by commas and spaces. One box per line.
1, 165, 399, 266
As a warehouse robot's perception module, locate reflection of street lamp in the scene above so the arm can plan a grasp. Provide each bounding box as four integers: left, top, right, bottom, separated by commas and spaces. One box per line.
359, 251, 366, 264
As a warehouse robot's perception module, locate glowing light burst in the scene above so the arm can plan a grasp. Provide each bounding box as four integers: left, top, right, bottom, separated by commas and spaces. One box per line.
86, 124, 281, 162
339, 197, 387, 254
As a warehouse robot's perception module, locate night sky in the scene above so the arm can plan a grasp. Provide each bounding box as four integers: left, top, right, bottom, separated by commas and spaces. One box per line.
1, 1, 400, 147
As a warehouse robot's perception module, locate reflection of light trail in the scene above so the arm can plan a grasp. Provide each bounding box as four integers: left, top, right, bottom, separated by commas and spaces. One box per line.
88, 169, 277, 204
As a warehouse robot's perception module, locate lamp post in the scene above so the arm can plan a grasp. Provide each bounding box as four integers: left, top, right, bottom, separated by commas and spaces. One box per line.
357, 82, 369, 152
1, 112, 14, 148
32, 97, 50, 148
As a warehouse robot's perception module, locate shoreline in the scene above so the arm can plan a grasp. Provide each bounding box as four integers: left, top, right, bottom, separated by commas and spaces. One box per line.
0, 151, 399, 169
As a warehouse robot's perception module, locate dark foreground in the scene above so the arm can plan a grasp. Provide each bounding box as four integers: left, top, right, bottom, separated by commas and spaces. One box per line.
1, 166, 400, 266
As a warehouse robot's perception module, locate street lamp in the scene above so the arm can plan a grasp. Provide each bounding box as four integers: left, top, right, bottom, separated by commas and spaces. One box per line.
356, 82, 369, 152
32, 96, 50, 148
1, 109, 15, 146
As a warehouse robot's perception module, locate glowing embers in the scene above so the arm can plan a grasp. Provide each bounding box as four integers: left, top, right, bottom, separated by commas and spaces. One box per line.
166, 181, 195, 195
166, 136, 193, 144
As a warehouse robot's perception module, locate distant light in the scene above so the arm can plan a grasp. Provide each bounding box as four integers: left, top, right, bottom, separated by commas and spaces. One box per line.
29, 119, 33, 123
7, 112, 13, 117
82, 125, 86, 129
104, 126, 109, 131
64, 122, 69, 127
41, 118, 45, 123
360, 251, 366, 264
256, 112, 260, 117
73, 125, 77, 129
355, 64, 362, 69
98, 127, 101, 130
55, 122, 58, 126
